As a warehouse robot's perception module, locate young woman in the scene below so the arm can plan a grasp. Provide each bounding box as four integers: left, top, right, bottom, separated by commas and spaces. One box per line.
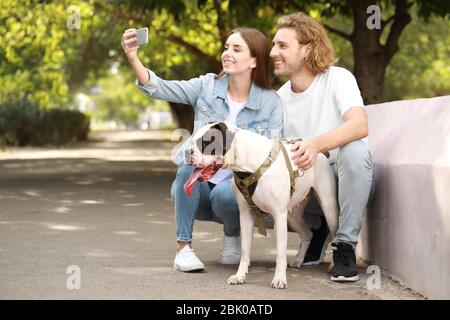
121, 27, 283, 272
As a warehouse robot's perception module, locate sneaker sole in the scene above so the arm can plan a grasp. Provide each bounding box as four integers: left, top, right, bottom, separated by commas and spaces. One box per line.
174, 263, 205, 273
330, 275, 360, 282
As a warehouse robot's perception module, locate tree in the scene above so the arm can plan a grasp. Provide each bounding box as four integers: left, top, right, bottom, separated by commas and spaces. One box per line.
0, 0, 120, 108
319, 0, 450, 103
2, 1, 448, 131
114, 0, 450, 132
384, 12, 450, 101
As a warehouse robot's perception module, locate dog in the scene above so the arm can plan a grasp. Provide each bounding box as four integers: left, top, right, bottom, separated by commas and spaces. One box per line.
184, 122, 339, 289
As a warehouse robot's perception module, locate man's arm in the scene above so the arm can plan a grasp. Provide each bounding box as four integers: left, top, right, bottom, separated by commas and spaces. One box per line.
291, 106, 368, 170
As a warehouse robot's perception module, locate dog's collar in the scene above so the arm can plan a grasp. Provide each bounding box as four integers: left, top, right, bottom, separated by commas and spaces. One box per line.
233, 139, 300, 236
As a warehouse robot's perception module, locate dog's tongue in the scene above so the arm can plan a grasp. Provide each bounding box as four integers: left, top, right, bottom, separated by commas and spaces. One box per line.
184, 162, 222, 196
183, 167, 204, 196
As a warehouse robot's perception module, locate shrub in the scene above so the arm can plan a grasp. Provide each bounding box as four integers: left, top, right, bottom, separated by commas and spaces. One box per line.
0, 100, 40, 146
0, 100, 90, 147
34, 109, 90, 146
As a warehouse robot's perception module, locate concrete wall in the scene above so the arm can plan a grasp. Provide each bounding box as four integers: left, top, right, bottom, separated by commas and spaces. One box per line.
357, 95, 450, 299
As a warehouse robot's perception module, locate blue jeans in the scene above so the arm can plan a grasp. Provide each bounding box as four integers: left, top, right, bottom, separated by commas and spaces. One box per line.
170, 164, 240, 242
304, 140, 375, 248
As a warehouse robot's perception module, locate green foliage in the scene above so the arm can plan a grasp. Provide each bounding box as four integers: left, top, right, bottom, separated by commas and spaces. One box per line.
0, 100, 90, 147
385, 15, 450, 100
1, 0, 449, 132
297, 3, 450, 101
87, 71, 166, 127
0, 100, 40, 146
0, 0, 118, 108
135, 2, 223, 78
117, 0, 450, 99
35, 109, 90, 146
416, 0, 450, 20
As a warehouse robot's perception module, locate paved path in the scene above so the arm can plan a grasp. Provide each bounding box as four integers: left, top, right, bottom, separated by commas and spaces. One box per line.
0, 131, 421, 299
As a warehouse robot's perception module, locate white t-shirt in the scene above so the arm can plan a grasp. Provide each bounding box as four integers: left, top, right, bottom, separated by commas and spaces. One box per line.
209, 93, 246, 185
278, 66, 366, 164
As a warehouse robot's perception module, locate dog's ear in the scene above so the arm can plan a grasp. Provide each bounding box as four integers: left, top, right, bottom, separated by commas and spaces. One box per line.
211, 122, 228, 135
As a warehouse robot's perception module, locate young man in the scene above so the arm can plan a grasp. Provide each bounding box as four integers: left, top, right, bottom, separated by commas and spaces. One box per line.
270, 12, 374, 282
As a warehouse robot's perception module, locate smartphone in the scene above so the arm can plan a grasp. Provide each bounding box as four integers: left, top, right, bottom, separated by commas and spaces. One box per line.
136, 27, 148, 46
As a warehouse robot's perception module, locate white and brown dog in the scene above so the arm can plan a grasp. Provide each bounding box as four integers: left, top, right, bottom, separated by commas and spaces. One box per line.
184, 122, 338, 289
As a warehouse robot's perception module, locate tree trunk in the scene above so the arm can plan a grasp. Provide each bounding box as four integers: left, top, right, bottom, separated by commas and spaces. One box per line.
353, 48, 386, 105
351, 0, 386, 104
350, 0, 412, 104
169, 102, 194, 133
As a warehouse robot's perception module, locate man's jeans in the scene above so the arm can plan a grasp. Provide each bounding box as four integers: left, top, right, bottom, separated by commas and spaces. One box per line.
171, 165, 240, 242
304, 140, 375, 248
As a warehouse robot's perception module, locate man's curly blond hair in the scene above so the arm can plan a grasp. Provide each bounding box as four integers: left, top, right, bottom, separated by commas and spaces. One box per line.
277, 12, 336, 74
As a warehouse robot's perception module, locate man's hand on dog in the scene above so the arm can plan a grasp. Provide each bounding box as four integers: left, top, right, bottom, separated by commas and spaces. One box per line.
290, 139, 320, 171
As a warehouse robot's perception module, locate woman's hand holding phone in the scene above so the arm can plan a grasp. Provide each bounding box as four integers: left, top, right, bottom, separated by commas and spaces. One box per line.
121, 28, 150, 85
121, 28, 139, 61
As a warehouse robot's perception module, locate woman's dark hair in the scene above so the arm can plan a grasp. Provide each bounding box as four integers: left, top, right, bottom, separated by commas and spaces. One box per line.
217, 27, 273, 89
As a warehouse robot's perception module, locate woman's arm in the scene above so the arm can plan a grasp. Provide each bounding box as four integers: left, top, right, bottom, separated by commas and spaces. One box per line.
121, 28, 149, 85
266, 96, 284, 139
121, 28, 204, 106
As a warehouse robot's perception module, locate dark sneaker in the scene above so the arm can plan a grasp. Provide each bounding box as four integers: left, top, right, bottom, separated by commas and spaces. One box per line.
302, 215, 330, 266
330, 242, 360, 282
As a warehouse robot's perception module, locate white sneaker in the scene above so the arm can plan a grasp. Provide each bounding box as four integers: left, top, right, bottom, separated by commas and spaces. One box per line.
173, 246, 205, 272
219, 235, 241, 265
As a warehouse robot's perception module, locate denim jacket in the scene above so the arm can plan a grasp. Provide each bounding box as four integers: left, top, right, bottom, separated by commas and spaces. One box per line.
136, 70, 284, 165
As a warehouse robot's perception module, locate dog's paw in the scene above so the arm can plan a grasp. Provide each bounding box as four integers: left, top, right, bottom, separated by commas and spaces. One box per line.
288, 259, 303, 269
271, 277, 287, 289
227, 274, 246, 285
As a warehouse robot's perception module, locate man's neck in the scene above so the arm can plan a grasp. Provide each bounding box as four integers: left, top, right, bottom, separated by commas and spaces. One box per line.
228, 73, 252, 102
289, 66, 317, 93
